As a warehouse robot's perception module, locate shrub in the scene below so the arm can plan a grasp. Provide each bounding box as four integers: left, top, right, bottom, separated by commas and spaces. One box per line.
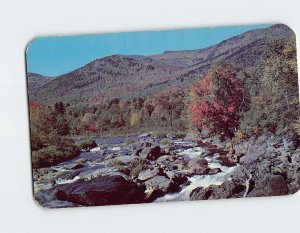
32, 140, 80, 169
77, 138, 97, 151
232, 129, 247, 144
152, 132, 167, 138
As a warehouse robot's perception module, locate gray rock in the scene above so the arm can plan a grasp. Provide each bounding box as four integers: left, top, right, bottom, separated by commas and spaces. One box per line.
163, 147, 171, 155
64, 159, 86, 170
165, 171, 176, 180
138, 168, 159, 181
54, 175, 146, 206
145, 175, 174, 193
139, 146, 162, 160
190, 181, 234, 200
209, 168, 222, 175
156, 155, 170, 163
188, 158, 210, 175
240, 143, 267, 164
166, 133, 173, 140
283, 138, 296, 151
248, 174, 288, 197
138, 132, 152, 137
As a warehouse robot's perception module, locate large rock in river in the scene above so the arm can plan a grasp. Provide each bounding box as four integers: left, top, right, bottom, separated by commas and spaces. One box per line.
54, 175, 146, 206
138, 168, 160, 181
145, 175, 177, 193
248, 174, 288, 197
139, 146, 162, 160
188, 158, 210, 175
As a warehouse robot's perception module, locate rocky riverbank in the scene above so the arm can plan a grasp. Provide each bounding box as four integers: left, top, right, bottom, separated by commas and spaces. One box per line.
33, 132, 300, 208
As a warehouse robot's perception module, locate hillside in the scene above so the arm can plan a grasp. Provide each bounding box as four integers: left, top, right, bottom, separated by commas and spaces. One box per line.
27, 73, 54, 92
28, 24, 295, 106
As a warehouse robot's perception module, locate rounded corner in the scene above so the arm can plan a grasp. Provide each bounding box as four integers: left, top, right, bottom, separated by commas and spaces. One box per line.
289, 186, 300, 196
32, 194, 52, 210
25, 36, 42, 56
278, 23, 297, 38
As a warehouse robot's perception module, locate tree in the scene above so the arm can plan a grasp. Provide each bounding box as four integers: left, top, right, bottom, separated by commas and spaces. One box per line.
240, 38, 299, 134
30, 103, 58, 150
155, 88, 185, 132
54, 101, 66, 115
190, 63, 248, 138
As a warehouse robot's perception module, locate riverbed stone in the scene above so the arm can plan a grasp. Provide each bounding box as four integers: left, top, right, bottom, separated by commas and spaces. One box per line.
145, 175, 175, 193
138, 168, 159, 181
187, 158, 210, 175
156, 155, 170, 163
248, 174, 288, 197
55, 175, 146, 206
139, 146, 162, 160
209, 168, 222, 175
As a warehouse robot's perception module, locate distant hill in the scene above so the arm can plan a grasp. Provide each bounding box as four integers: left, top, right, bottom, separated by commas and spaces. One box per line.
28, 24, 295, 106
27, 73, 54, 92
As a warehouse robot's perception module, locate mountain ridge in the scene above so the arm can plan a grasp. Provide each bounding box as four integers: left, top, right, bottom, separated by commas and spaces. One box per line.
28, 24, 295, 105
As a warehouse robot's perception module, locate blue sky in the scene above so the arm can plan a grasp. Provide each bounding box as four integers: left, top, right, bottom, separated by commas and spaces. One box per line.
26, 24, 272, 77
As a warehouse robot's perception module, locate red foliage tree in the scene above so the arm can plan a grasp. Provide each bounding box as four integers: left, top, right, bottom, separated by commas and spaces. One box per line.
190, 63, 248, 138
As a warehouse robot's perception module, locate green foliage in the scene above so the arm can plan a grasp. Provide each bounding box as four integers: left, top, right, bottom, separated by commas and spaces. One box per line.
32, 140, 80, 169
240, 38, 299, 135
30, 103, 80, 168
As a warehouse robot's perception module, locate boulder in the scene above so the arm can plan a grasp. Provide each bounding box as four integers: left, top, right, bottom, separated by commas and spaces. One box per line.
64, 159, 86, 170
164, 147, 171, 155
130, 141, 152, 155
139, 146, 162, 160
188, 158, 208, 166
208, 168, 222, 175
165, 171, 176, 180
55, 175, 146, 206
138, 132, 152, 137
283, 137, 297, 151
138, 168, 159, 181
165, 171, 188, 185
166, 133, 173, 140
240, 142, 268, 164
156, 155, 170, 163
190, 181, 233, 200
188, 158, 210, 175
248, 174, 288, 197
145, 175, 176, 193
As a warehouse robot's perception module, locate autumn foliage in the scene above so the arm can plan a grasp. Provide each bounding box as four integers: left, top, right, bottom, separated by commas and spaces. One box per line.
190, 63, 248, 138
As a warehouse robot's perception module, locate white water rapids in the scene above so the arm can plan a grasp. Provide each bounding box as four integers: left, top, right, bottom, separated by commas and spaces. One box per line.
155, 142, 238, 202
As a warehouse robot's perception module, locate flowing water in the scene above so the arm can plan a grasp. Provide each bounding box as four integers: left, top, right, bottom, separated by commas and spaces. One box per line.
34, 136, 238, 206
155, 144, 238, 202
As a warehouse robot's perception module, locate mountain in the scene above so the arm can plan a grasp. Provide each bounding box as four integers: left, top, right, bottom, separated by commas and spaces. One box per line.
28, 24, 295, 106
27, 73, 54, 92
